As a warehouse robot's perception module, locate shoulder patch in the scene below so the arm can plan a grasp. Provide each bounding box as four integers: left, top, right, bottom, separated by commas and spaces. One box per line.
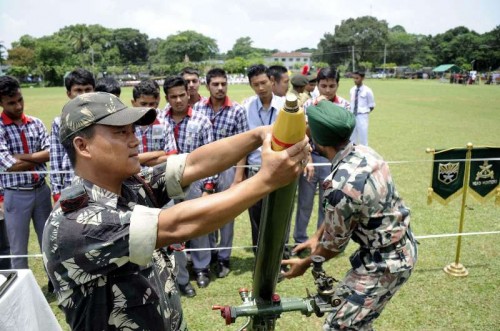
60, 184, 89, 213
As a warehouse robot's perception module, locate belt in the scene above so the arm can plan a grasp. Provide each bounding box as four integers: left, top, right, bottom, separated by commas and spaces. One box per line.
376, 236, 407, 253
376, 229, 417, 253
5, 180, 45, 191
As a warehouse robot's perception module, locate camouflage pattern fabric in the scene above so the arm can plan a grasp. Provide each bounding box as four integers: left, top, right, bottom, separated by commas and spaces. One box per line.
320, 142, 418, 330
42, 162, 188, 331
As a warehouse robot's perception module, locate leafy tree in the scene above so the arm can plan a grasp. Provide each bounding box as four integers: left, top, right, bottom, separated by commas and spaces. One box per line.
226, 37, 277, 59
316, 16, 389, 68
387, 29, 418, 65
336, 64, 348, 74
112, 28, 149, 65
358, 61, 373, 71
148, 38, 163, 63
223, 57, 247, 74
227, 37, 254, 58
390, 25, 406, 33
294, 47, 316, 53
312, 62, 330, 70
7, 47, 36, 68
67, 24, 91, 54
382, 62, 397, 70
408, 63, 423, 71
156, 30, 218, 64
6, 66, 30, 80
149, 64, 171, 76
35, 39, 71, 86
11, 35, 37, 49
479, 25, 500, 71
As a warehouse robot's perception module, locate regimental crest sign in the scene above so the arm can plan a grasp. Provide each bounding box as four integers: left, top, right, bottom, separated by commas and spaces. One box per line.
438, 162, 460, 184
474, 161, 494, 181
469, 148, 500, 201
429, 148, 467, 204
428, 147, 500, 205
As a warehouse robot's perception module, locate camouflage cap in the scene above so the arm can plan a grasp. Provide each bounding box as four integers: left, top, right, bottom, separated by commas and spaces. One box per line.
307, 100, 355, 146
291, 74, 309, 87
307, 73, 317, 83
59, 92, 157, 143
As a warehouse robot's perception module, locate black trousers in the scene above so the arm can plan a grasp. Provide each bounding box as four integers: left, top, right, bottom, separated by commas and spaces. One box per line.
0, 216, 11, 269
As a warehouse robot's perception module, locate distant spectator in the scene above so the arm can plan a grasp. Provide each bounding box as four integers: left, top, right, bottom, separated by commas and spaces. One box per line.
350, 71, 375, 146
131, 79, 177, 167
268, 65, 290, 97
242, 64, 285, 252
180, 67, 207, 107
95, 77, 121, 97
163, 75, 214, 296
50, 68, 95, 203
193, 68, 250, 279
0, 76, 52, 271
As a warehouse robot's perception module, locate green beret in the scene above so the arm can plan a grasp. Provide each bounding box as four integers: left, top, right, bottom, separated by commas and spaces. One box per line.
307, 100, 356, 146
291, 74, 309, 87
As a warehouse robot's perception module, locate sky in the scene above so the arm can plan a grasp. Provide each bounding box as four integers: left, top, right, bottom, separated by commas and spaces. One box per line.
1, 0, 499, 53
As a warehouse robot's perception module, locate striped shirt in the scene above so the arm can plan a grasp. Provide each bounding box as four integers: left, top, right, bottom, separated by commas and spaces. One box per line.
193, 96, 249, 141
0, 112, 49, 188
164, 106, 215, 187
135, 116, 177, 155
50, 116, 73, 195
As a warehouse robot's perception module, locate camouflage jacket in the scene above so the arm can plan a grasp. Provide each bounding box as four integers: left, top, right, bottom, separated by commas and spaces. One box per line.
42, 155, 189, 331
321, 143, 416, 274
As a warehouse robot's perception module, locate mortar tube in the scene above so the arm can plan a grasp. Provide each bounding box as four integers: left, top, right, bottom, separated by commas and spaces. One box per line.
251, 94, 305, 304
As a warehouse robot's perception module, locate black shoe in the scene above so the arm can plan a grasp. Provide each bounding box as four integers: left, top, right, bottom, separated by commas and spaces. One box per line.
47, 279, 54, 293
216, 260, 230, 278
210, 252, 218, 266
178, 282, 196, 298
195, 270, 211, 288
186, 252, 193, 267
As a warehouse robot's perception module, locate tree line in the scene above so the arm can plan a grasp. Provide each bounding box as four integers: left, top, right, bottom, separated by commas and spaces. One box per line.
1, 16, 499, 86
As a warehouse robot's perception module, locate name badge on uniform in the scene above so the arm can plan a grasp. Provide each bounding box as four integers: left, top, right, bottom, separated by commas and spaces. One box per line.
152, 124, 164, 140
217, 128, 227, 138
151, 124, 164, 150
186, 122, 199, 133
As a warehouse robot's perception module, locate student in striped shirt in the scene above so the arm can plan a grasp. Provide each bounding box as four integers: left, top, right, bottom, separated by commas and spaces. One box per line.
50, 68, 95, 202
193, 68, 249, 278
0, 76, 52, 271
163, 76, 214, 296
132, 80, 177, 167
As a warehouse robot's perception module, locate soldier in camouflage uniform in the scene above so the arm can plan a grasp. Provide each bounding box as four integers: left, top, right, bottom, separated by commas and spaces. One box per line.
42, 92, 311, 331
283, 100, 417, 331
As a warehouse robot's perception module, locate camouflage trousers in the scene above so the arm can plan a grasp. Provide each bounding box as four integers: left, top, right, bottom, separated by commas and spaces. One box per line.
322, 267, 413, 331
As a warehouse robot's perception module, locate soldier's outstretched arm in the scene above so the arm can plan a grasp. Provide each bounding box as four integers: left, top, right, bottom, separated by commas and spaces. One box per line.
180, 126, 269, 187
155, 134, 310, 248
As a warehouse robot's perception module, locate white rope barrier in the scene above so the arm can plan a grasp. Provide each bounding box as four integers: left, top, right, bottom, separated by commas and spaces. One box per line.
1, 230, 498, 259
1, 157, 500, 175
1, 156, 498, 258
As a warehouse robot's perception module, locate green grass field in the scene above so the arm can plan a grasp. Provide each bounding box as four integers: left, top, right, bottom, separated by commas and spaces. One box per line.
22, 79, 500, 330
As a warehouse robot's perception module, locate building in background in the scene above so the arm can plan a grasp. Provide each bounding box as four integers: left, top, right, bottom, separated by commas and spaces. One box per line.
265, 52, 312, 71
